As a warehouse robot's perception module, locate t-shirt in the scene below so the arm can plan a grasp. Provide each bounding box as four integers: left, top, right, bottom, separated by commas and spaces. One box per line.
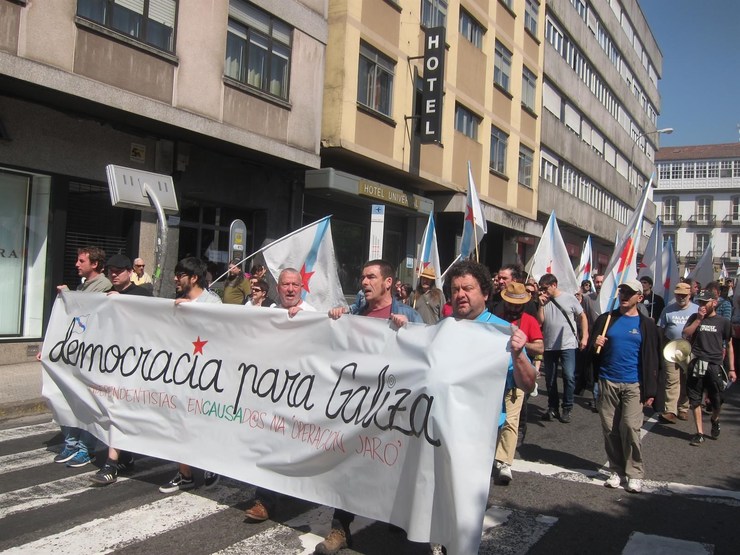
506, 311, 543, 344
195, 289, 222, 304
366, 304, 392, 319
541, 292, 583, 351
685, 313, 732, 364
658, 301, 698, 341
642, 292, 665, 321
599, 313, 641, 383
119, 283, 153, 297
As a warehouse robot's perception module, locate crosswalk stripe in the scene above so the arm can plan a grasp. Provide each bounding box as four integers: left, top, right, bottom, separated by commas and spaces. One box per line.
622, 531, 713, 554
0, 457, 171, 520
0, 421, 59, 443
0, 444, 62, 473
2, 484, 245, 554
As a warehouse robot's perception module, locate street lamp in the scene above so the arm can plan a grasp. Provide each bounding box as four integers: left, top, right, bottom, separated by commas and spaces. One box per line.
629, 127, 673, 187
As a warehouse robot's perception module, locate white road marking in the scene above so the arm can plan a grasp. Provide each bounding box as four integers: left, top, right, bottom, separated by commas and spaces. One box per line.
0, 444, 62, 473
2, 484, 244, 554
0, 421, 59, 442
622, 531, 713, 554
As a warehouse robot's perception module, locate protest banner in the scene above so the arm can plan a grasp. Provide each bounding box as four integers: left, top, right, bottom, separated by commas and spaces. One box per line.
42, 292, 511, 555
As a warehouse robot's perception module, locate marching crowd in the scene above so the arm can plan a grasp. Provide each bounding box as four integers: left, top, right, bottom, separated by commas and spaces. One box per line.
44, 245, 737, 555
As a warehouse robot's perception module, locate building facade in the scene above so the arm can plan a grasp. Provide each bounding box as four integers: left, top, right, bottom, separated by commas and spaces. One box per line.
538, 0, 662, 274
0, 0, 327, 360
308, 0, 544, 287
654, 143, 740, 277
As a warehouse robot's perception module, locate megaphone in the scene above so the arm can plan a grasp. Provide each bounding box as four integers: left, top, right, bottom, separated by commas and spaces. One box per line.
663, 339, 692, 370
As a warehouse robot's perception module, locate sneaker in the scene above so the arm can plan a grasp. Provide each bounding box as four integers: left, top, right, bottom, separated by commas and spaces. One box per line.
711, 419, 720, 439
625, 478, 643, 493
604, 472, 621, 488
498, 462, 512, 485
203, 471, 220, 489
116, 456, 135, 472
430, 544, 446, 555
244, 499, 269, 522
90, 463, 118, 485
159, 472, 195, 493
315, 527, 351, 555
690, 434, 705, 446
542, 409, 559, 422
66, 451, 93, 468
560, 408, 572, 423
54, 446, 78, 464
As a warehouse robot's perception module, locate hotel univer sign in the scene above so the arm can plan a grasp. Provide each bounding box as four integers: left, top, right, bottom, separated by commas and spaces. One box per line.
420, 26, 445, 144
358, 179, 430, 212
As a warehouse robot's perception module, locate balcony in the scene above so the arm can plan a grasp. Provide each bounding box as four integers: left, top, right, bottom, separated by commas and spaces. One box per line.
686, 214, 716, 227
721, 214, 740, 227
720, 251, 740, 261
661, 214, 682, 227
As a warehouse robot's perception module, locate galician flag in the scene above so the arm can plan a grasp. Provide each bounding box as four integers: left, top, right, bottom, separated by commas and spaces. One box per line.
598, 176, 653, 313
720, 261, 729, 283
529, 211, 578, 294
460, 161, 488, 260
637, 218, 665, 297
262, 216, 346, 311
418, 211, 443, 290
575, 235, 594, 290
661, 237, 681, 298
687, 242, 714, 288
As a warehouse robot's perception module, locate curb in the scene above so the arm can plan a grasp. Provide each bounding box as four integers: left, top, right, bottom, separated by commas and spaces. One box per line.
0, 398, 51, 423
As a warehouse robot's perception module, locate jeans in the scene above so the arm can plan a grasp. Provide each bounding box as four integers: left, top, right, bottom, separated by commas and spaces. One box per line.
544, 349, 576, 410
62, 426, 96, 455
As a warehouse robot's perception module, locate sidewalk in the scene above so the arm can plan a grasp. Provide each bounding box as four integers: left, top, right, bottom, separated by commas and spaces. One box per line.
0, 361, 50, 422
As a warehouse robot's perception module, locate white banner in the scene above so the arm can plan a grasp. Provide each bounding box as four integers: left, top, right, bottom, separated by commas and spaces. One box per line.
41, 293, 510, 555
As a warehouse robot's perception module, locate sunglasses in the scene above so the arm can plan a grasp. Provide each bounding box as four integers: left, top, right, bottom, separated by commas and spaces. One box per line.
252, 288, 263, 293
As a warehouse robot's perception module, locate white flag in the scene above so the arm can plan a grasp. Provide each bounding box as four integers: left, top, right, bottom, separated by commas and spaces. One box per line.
687, 243, 714, 288
529, 211, 578, 294
637, 219, 664, 297
720, 261, 728, 282
661, 237, 681, 299
418, 212, 443, 289
598, 177, 652, 313
575, 235, 593, 290
262, 217, 346, 311
460, 161, 488, 259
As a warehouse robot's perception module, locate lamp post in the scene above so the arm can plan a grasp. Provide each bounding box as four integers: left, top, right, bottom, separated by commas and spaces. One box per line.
629, 127, 673, 187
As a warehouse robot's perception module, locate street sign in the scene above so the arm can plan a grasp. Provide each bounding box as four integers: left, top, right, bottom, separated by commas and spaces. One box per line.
229, 219, 247, 263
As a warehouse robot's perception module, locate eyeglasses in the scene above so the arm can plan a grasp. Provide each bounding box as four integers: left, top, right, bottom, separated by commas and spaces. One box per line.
251, 288, 263, 293
174, 272, 189, 279
134, 264, 145, 268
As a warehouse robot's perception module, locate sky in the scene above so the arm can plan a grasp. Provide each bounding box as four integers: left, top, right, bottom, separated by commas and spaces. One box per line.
639, 0, 740, 147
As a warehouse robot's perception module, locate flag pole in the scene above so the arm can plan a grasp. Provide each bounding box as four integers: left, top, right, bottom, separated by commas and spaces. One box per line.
210, 215, 332, 286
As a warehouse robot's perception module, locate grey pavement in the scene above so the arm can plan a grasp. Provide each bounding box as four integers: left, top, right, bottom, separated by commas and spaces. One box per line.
0, 361, 50, 422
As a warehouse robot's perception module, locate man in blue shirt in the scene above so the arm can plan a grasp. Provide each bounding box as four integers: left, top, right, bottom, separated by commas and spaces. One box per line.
590, 279, 661, 494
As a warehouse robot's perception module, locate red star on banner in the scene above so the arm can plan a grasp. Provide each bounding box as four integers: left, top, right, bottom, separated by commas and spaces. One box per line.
299, 264, 315, 293
465, 204, 474, 222
546, 260, 553, 274
192, 336, 208, 356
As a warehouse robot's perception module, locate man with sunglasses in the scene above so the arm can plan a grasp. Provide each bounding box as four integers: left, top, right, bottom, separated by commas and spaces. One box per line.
590, 279, 661, 494
131, 257, 153, 286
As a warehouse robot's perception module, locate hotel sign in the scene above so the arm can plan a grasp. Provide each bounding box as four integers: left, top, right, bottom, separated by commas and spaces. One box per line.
420, 27, 445, 144
358, 179, 432, 213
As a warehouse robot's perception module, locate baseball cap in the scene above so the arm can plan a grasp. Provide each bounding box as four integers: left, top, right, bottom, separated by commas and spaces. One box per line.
107, 254, 132, 269
695, 289, 717, 302
501, 282, 531, 305
618, 279, 643, 294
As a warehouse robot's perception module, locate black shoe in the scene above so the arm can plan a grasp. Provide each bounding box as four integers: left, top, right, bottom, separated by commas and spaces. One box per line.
116, 456, 135, 472
90, 463, 118, 485
690, 434, 705, 446
711, 419, 720, 439
542, 409, 559, 422
560, 408, 572, 423
203, 471, 220, 489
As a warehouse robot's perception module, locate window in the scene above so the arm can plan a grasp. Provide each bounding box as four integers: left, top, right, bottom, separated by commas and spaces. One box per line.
721, 160, 732, 178
459, 9, 483, 49
225, 1, 292, 101
490, 126, 508, 174
662, 197, 678, 223
421, 0, 447, 28
522, 66, 537, 111
708, 161, 719, 178
696, 197, 712, 222
525, 0, 539, 36
695, 233, 710, 253
684, 162, 695, 179
358, 42, 395, 117
662, 232, 676, 250
77, 0, 177, 52
731, 233, 740, 257
671, 163, 682, 180
518, 145, 534, 187
696, 161, 707, 178
494, 41, 512, 92
658, 163, 670, 180
455, 104, 480, 140
732, 197, 740, 221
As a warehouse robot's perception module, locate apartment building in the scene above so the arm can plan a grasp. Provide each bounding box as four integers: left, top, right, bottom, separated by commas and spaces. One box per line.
0, 0, 327, 359
538, 0, 662, 273
306, 0, 545, 286
654, 143, 740, 276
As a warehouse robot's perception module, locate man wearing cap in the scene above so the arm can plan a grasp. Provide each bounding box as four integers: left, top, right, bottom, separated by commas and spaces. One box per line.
682, 289, 736, 446
106, 254, 153, 297
411, 267, 445, 324
131, 257, 153, 286
639, 275, 665, 321
657, 282, 698, 423
590, 279, 661, 494
489, 263, 538, 318
493, 282, 543, 485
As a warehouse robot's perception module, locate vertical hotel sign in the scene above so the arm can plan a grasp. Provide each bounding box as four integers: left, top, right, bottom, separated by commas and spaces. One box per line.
420, 27, 445, 144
